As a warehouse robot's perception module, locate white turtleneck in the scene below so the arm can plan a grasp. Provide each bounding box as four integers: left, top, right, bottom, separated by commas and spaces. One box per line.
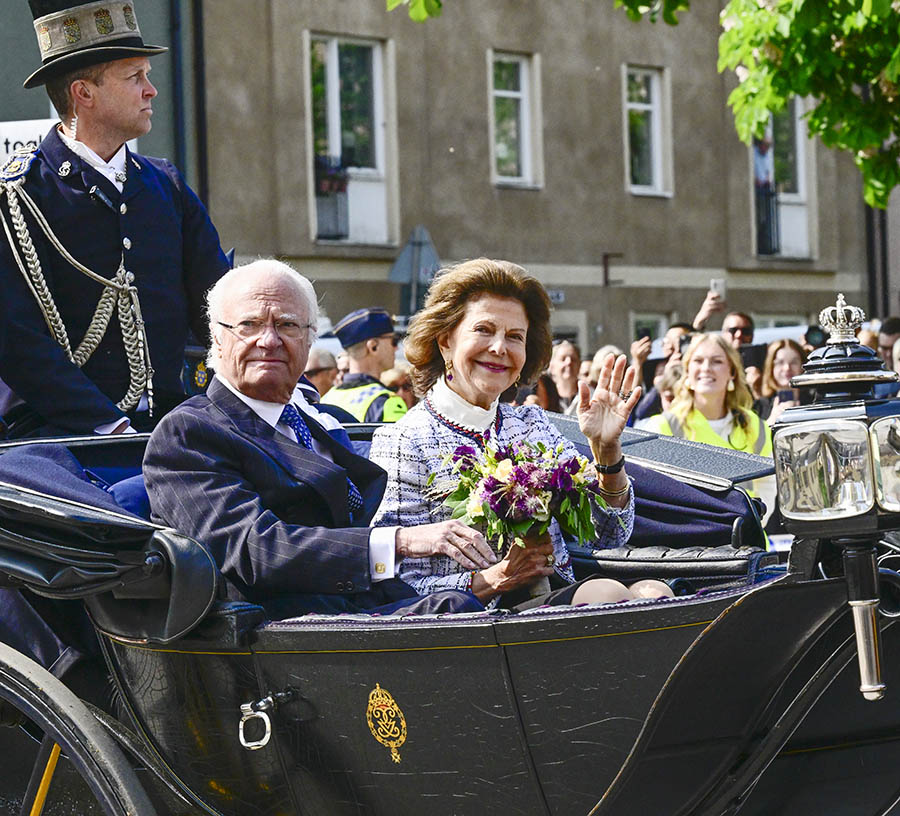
429, 375, 499, 432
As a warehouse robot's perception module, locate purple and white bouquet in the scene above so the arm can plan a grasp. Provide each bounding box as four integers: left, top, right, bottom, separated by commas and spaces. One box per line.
427, 440, 625, 554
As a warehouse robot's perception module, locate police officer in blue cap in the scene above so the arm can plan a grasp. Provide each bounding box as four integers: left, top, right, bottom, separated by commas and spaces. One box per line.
321, 308, 408, 423
0, 0, 229, 436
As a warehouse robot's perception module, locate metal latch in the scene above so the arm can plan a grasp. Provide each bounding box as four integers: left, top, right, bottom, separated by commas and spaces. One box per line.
239, 689, 296, 750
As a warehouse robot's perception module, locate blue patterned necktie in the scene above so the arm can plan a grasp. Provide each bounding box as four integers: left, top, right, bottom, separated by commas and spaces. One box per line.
279, 404, 363, 517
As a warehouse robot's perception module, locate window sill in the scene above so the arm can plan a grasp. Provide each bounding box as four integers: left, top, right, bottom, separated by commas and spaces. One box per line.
493, 180, 543, 191
756, 254, 815, 263
629, 187, 673, 199
315, 239, 399, 250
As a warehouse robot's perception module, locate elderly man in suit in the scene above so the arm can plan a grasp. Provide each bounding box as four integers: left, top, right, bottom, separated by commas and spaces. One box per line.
143, 260, 495, 619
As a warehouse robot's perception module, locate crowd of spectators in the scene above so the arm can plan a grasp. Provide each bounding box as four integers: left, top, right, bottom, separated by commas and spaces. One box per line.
305, 290, 900, 441
509, 288, 900, 440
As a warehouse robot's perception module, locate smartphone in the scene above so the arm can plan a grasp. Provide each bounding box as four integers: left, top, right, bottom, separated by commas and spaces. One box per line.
636, 327, 652, 341
710, 278, 727, 299
739, 343, 767, 371
805, 325, 826, 348
776, 389, 797, 402
678, 332, 697, 354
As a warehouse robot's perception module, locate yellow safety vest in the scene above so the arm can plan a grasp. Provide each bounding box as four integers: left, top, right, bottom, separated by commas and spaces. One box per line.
322, 381, 407, 423
646, 408, 773, 457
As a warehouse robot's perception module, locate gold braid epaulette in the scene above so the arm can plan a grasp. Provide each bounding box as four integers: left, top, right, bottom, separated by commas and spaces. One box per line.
0, 148, 153, 414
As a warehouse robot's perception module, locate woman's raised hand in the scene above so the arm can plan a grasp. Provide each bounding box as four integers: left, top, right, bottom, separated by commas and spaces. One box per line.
577, 353, 642, 447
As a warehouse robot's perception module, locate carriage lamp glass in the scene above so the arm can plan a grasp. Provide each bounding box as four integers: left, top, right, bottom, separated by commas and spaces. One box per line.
870, 417, 900, 512
774, 419, 874, 520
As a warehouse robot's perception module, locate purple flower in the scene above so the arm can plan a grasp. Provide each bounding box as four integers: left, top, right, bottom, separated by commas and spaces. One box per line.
452, 445, 479, 469
549, 465, 574, 493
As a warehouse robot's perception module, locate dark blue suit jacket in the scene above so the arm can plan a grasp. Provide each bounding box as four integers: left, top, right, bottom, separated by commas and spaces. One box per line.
0, 128, 229, 432
143, 379, 481, 618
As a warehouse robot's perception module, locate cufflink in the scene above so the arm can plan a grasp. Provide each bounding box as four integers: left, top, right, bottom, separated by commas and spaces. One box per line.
375, 562, 386, 574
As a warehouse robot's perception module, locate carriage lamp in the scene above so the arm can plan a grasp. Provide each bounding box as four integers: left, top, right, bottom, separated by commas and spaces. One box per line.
772, 295, 900, 701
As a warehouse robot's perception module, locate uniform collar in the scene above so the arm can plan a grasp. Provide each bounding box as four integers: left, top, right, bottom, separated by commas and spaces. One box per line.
57, 129, 127, 185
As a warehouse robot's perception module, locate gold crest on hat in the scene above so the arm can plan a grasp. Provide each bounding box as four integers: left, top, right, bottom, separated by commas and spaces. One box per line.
366, 683, 407, 763
123, 5, 137, 30
62, 16, 81, 44
94, 9, 113, 35
37, 24, 52, 53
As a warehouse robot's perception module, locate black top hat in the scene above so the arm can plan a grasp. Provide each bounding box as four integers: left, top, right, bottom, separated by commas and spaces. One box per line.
24, 1, 167, 89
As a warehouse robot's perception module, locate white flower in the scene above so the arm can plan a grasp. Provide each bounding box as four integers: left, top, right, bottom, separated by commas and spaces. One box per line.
466, 495, 485, 519
495, 459, 513, 482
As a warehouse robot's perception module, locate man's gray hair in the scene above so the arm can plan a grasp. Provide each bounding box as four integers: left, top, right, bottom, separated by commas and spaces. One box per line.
205, 259, 319, 370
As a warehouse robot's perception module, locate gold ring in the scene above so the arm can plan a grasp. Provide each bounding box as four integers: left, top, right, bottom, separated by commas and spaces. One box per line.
546, 554, 555, 566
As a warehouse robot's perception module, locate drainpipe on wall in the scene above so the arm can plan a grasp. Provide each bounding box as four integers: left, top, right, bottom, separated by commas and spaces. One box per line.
191, 0, 210, 206
169, 0, 186, 173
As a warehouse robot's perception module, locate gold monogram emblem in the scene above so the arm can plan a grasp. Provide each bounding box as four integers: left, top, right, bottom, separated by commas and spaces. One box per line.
62, 17, 81, 44
366, 684, 407, 763
94, 9, 114, 35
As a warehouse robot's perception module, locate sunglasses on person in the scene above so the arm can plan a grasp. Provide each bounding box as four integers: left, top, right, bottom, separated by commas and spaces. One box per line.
376, 333, 401, 347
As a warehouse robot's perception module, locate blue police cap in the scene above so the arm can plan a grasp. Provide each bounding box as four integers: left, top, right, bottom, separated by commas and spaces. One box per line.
322, 308, 394, 348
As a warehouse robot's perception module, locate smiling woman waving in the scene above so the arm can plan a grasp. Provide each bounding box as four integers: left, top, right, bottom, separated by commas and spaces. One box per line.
369, 258, 671, 609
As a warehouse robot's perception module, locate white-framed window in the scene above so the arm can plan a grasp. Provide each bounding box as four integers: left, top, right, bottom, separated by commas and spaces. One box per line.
752, 96, 812, 258
308, 35, 392, 244
631, 312, 669, 343
488, 51, 543, 187
622, 65, 672, 196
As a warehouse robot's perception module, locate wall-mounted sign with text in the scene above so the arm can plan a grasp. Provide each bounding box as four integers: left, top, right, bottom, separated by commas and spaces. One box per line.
1, 118, 58, 159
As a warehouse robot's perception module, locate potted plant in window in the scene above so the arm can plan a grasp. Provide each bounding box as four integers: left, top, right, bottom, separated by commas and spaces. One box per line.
315, 155, 350, 240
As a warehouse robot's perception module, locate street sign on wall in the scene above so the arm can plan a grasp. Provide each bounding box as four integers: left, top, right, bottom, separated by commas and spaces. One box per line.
0, 118, 57, 159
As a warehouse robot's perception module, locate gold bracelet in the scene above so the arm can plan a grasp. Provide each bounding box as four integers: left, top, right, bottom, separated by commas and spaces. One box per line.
596, 482, 630, 497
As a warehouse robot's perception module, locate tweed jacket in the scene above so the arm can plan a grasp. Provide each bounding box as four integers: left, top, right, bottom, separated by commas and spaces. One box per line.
143, 379, 394, 612
0, 128, 228, 432
370, 398, 634, 597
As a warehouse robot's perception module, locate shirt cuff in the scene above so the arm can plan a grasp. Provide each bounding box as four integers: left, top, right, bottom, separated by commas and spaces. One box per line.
94, 418, 134, 435
368, 526, 397, 582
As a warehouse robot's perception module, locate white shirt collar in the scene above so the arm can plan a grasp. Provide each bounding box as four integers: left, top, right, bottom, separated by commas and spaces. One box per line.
216, 374, 290, 429
214, 374, 338, 436
58, 127, 127, 191
429, 375, 498, 433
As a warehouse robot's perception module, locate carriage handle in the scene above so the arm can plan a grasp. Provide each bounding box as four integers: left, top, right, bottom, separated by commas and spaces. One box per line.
843, 542, 886, 701
239, 689, 297, 750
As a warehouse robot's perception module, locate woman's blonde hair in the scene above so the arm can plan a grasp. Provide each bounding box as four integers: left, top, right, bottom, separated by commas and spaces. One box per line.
404, 258, 553, 396
761, 338, 806, 398
669, 333, 754, 437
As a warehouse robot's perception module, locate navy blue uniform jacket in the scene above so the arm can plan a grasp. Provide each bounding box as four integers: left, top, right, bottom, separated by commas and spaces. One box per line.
0, 128, 228, 432
142, 379, 427, 617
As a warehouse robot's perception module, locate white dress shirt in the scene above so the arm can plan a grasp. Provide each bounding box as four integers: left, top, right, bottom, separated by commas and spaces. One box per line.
215, 375, 395, 581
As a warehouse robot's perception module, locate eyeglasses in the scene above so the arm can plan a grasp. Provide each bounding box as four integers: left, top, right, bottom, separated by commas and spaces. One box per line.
305, 366, 337, 377
724, 326, 753, 337
217, 319, 314, 341
377, 333, 400, 347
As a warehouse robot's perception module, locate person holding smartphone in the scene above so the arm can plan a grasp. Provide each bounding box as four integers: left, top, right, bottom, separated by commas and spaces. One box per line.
754, 339, 808, 424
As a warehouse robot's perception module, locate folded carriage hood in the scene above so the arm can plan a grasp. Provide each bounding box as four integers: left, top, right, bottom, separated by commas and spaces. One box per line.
0, 480, 218, 644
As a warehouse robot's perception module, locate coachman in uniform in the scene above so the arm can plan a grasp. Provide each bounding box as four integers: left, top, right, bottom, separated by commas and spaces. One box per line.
0, 0, 229, 436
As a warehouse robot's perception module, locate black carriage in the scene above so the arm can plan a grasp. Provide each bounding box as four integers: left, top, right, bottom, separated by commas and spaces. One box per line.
2, 306, 900, 815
